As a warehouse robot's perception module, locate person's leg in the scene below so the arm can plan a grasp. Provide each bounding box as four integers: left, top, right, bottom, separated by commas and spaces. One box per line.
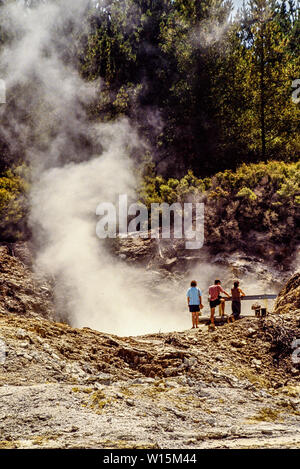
189, 306, 194, 328
220, 299, 225, 316
195, 311, 199, 328
228, 302, 235, 322
236, 301, 241, 319
192, 311, 196, 328
210, 307, 215, 325
232, 301, 240, 320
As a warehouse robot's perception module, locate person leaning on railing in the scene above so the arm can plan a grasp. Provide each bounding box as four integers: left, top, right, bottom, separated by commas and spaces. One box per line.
208, 279, 230, 330
228, 280, 245, 323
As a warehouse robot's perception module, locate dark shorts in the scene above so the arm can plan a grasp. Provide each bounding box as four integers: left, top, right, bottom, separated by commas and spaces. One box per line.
232, 300, 241, 318
210, 297, 221, 308
189, 304, 200, 313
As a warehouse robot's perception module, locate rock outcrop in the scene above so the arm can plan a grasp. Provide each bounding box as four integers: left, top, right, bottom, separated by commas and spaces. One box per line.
274, 273, 300, 315
0, 311, 299, 449
259, 272, 300, 365
0, 247, 299, 449
0, 245, 55, 320
112, 235, 297, 290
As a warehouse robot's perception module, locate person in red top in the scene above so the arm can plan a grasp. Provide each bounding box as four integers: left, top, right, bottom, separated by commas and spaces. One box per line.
208, 279, 230, 329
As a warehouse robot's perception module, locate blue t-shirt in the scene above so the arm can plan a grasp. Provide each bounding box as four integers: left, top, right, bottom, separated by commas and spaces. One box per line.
187, 287, 202, 305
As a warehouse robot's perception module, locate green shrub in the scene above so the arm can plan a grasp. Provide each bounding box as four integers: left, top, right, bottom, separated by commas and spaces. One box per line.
0, 167, 28, 242
236, 187, 257, 201
139, 160, 300, 260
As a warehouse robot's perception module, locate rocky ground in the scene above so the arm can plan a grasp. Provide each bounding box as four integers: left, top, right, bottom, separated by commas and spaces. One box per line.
111, 234, 297, 291
0, 245, 299, 449
0, 244, 55, 320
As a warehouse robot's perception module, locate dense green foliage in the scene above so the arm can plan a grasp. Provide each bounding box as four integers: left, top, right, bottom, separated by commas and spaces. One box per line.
0, 168, 29, 242
76, 0, 299, 176
0, 0, 299, 177
0, 0, 299, 250
139, 160, 300, 259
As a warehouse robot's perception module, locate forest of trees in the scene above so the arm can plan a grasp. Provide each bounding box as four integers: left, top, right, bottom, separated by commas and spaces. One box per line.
0, 0, 299, 177
0, 0, 299, 245
77, 0, 299, 176
74, 0, 299, 176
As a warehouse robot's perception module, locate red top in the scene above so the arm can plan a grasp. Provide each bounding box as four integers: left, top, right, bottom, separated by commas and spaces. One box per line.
209, 285, 225, 301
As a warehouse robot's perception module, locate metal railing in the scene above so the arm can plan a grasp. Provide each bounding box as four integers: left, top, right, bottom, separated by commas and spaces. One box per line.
223, 294, 277, 301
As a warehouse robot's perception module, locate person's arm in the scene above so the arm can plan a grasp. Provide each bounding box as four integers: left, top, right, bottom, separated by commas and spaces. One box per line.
198, 289, 203, 308
187, 291, 190, 307
220, 286, 231, 298
239, 288, 246, 297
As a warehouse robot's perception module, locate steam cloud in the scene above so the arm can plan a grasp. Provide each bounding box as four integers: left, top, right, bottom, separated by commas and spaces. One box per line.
0, 0, 191, 335
0, 0, 281, 335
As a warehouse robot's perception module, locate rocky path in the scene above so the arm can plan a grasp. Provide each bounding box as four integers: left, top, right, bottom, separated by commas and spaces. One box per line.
0, 378, 300, 449
0, 309, 299, 449
0, 245, 299, 449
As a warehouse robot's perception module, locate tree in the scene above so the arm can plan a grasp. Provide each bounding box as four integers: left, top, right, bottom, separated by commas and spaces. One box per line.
210, 0, 299, 166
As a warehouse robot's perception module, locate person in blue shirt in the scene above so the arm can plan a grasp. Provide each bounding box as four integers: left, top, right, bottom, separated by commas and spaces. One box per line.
186, 280, 203, 328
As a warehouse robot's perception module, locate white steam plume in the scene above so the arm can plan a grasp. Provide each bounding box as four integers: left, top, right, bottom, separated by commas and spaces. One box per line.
0, 0, 192, 335
0, 1, 283, 335
29, 118, 188, 335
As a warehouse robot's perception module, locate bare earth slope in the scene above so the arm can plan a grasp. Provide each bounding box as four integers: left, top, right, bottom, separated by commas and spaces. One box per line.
0, 248, 299, 449
0, 245, 55, 320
